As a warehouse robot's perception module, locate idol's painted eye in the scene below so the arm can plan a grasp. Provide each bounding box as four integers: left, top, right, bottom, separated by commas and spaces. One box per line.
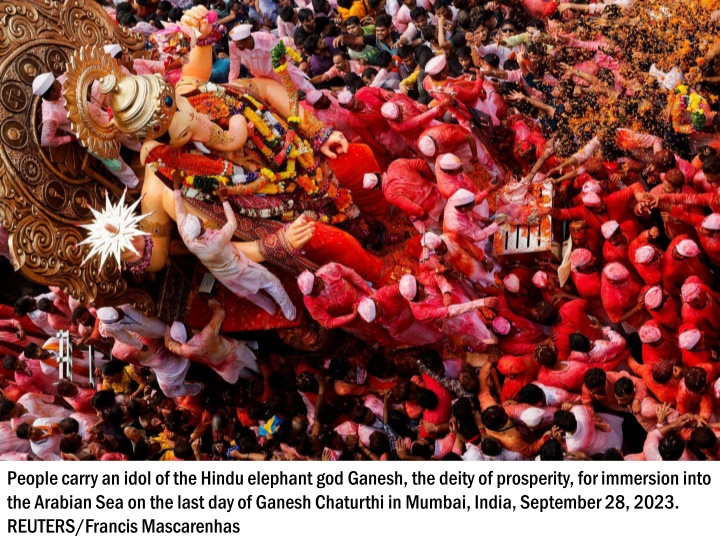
164, 96, 174, 108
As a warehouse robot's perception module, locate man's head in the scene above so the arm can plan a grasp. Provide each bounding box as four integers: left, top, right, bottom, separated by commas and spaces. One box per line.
684, 367, 707, 393
584, 368, 607, 398
517, 384, 546, 406
23, 342, 50, 361
375, 14, 393, 42
14, 296, 36, 317
350, 404, 376, 425
101, 360, 127, 383
540, 439, 564, 461
569, 332, 592, 353
332, 51, 350, 72
481, 405, 508, 431
2, 355, 23, 373
553, 410, 578, 434
534, 344, 557, 367
72, 306, 95, 327
658, 433, 685, 461
613, 377, 635, 406
690, 426, 717, 451
456, 46, 473, 71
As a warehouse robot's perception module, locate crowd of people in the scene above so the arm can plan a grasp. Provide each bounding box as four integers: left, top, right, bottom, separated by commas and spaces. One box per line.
3, 0, 720, 461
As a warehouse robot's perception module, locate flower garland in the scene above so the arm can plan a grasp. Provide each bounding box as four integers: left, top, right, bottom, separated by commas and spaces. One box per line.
125, 235, 153, 274
673, 85, 708, 132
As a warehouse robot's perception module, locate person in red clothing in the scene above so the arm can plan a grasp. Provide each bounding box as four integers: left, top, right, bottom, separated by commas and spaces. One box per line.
643, 286, 682, 332
551, 299, 602, 361
358, 287, 444, 347
569, 220, 603, 255
380, 94, 445, 152
497, 353, 538, 402
661, 236, 715, 295
502, 266, 540, 320
434, 154, 489, 202
667, 212, 720, 267
417, 123, 500, 178
376, 158, 446, 232
680, 276, 720, 346
601, 262, 644, 327
676, 367, 715, 421
628, 228, 664, 286
298, 264, 390, 345
569, 248, 603, 303
628, 358, 681, 406
677, 323, 715, 368
638, 320, 680, 366
581, 368, 647, 414
600, 220, 631, 265
430, 232, 495, 287
535, 343, 623, 392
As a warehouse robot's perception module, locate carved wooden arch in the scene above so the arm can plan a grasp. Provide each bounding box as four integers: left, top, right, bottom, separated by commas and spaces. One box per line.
0, 0, 152, 309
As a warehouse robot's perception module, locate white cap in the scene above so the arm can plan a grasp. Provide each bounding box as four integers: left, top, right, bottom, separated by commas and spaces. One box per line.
518, 407, 545, 428
701, 213, 720, 231
182, 215, 202, 241
581, 180, 602, 194
532, 271, 548, 289
399, 274, 417, 300
306, 90, 324, 106
170, 321, 188, 344
32, 73, 55, 97
297, 270, 315, 295
103, 44, 123, 59
676, 239, 700, 258
438, 153, 462, 171
418, 135, 437, 157
422, 232, 443, 249
358, 297, 377, 322
230, 24, 253, 41
449, 188, 475, 206
634, 245, 655, 264
96, 307, 119, 323
381, 102, 400, 120
425, 54, 447, 76
337, 88, 353, 105
503, 274, 520, 293
363, 173, 379, 189
601, 220, 620, 240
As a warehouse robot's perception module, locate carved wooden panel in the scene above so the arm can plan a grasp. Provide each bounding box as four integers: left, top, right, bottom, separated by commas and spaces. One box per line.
0, 0, 152, 311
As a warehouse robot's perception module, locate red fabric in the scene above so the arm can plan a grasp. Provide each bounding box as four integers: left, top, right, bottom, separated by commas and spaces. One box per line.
661, 235, 714, 294
498, 354, 538, 402
328, 144, 391, 219
383, 158, 444, 218
552, 299, 602, 361
419, 373, 453, 439
601, 271, 643, 325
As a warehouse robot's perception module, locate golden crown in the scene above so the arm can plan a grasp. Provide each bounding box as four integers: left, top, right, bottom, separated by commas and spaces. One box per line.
63, 46, 177, 159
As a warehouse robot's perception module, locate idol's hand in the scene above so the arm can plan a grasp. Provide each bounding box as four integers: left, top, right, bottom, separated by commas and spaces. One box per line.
321, 131, 349, 159
285, 215, 315, 250
181, 6, 214, 39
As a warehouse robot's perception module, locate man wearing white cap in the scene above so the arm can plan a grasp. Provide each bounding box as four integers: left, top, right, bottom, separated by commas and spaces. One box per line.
379, 94, 444, 152
440, 231, 496, 286
668, 210, 720, 267
302, 89, 360, 142
33, 69, 140, 189
417, 123, 503, 179
299, 262, 390, 345
104, 43, 165, 77
173, 180, 298, 320
335, 86, 409, 168
661, 234, 714, 295
97, 304, 168, 351
358, 285, 444, 346
228, 24, 314, 93
600, 220, 632, 265
33, 73, 75, 148
434, 153, 487, 203
381, 158, 446, 232
680, 275, 720, 346
164, 299, 259, 384
443, 188, 498, 249
421, 54, 488, 116
627, 226, 662, 286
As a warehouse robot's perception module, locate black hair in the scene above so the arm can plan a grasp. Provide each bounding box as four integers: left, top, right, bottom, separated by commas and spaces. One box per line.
658, 433, 685, 461
350, 405, 371, 424
296, 371, 319, 393
602, 448, 624, 460
481, 436, 502, 456
483, 53, 500, 68
534, 344, 557, 367
685, 367, 707, 393
337, 0, 353, 7
23, 343, 42, 359
328, 357, 351, 380
652, 360, 674, 383
298, 8, 314, 23
345, 16, 361, 27
102, 360, 126, 377
173, 439, 194, 459
584, 368, 607, 391
410, 6, 427, 20
304, 34, 321, 54
416, 388, 439, 411
91, 390, 116, 410
456, 46, 472, 59
410, 440, 433, 459
481, 405, 508, 431
312, 0, 328, 11
540, 439, 564, 461
690, 427, 717, 449
554, 410, 578, 433
14, 296, 35, 317
59, 434, 83, 454
369, 430, 390, 455
397, 45, 414, 59
517, 384, 545, 406
2, 355, 17, 371
0, 400, 15, 419
375, 13, 392, 29
316, 402, 338, 425
165, 410, 184, 433
168, 7, 184, 21
375, 50, 393, 68
16, 423, 31, 439
58, 417, 80, 435
279, 6, 295, 22
614, 377, 635, 398
569, 332, 592, 352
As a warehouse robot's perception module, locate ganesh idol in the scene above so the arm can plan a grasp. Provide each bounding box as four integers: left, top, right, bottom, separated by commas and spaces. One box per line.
62, 6, 387, 299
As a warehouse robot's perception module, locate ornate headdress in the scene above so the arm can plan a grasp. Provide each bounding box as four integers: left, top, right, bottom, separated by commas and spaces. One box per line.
63, 45, 177, 159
